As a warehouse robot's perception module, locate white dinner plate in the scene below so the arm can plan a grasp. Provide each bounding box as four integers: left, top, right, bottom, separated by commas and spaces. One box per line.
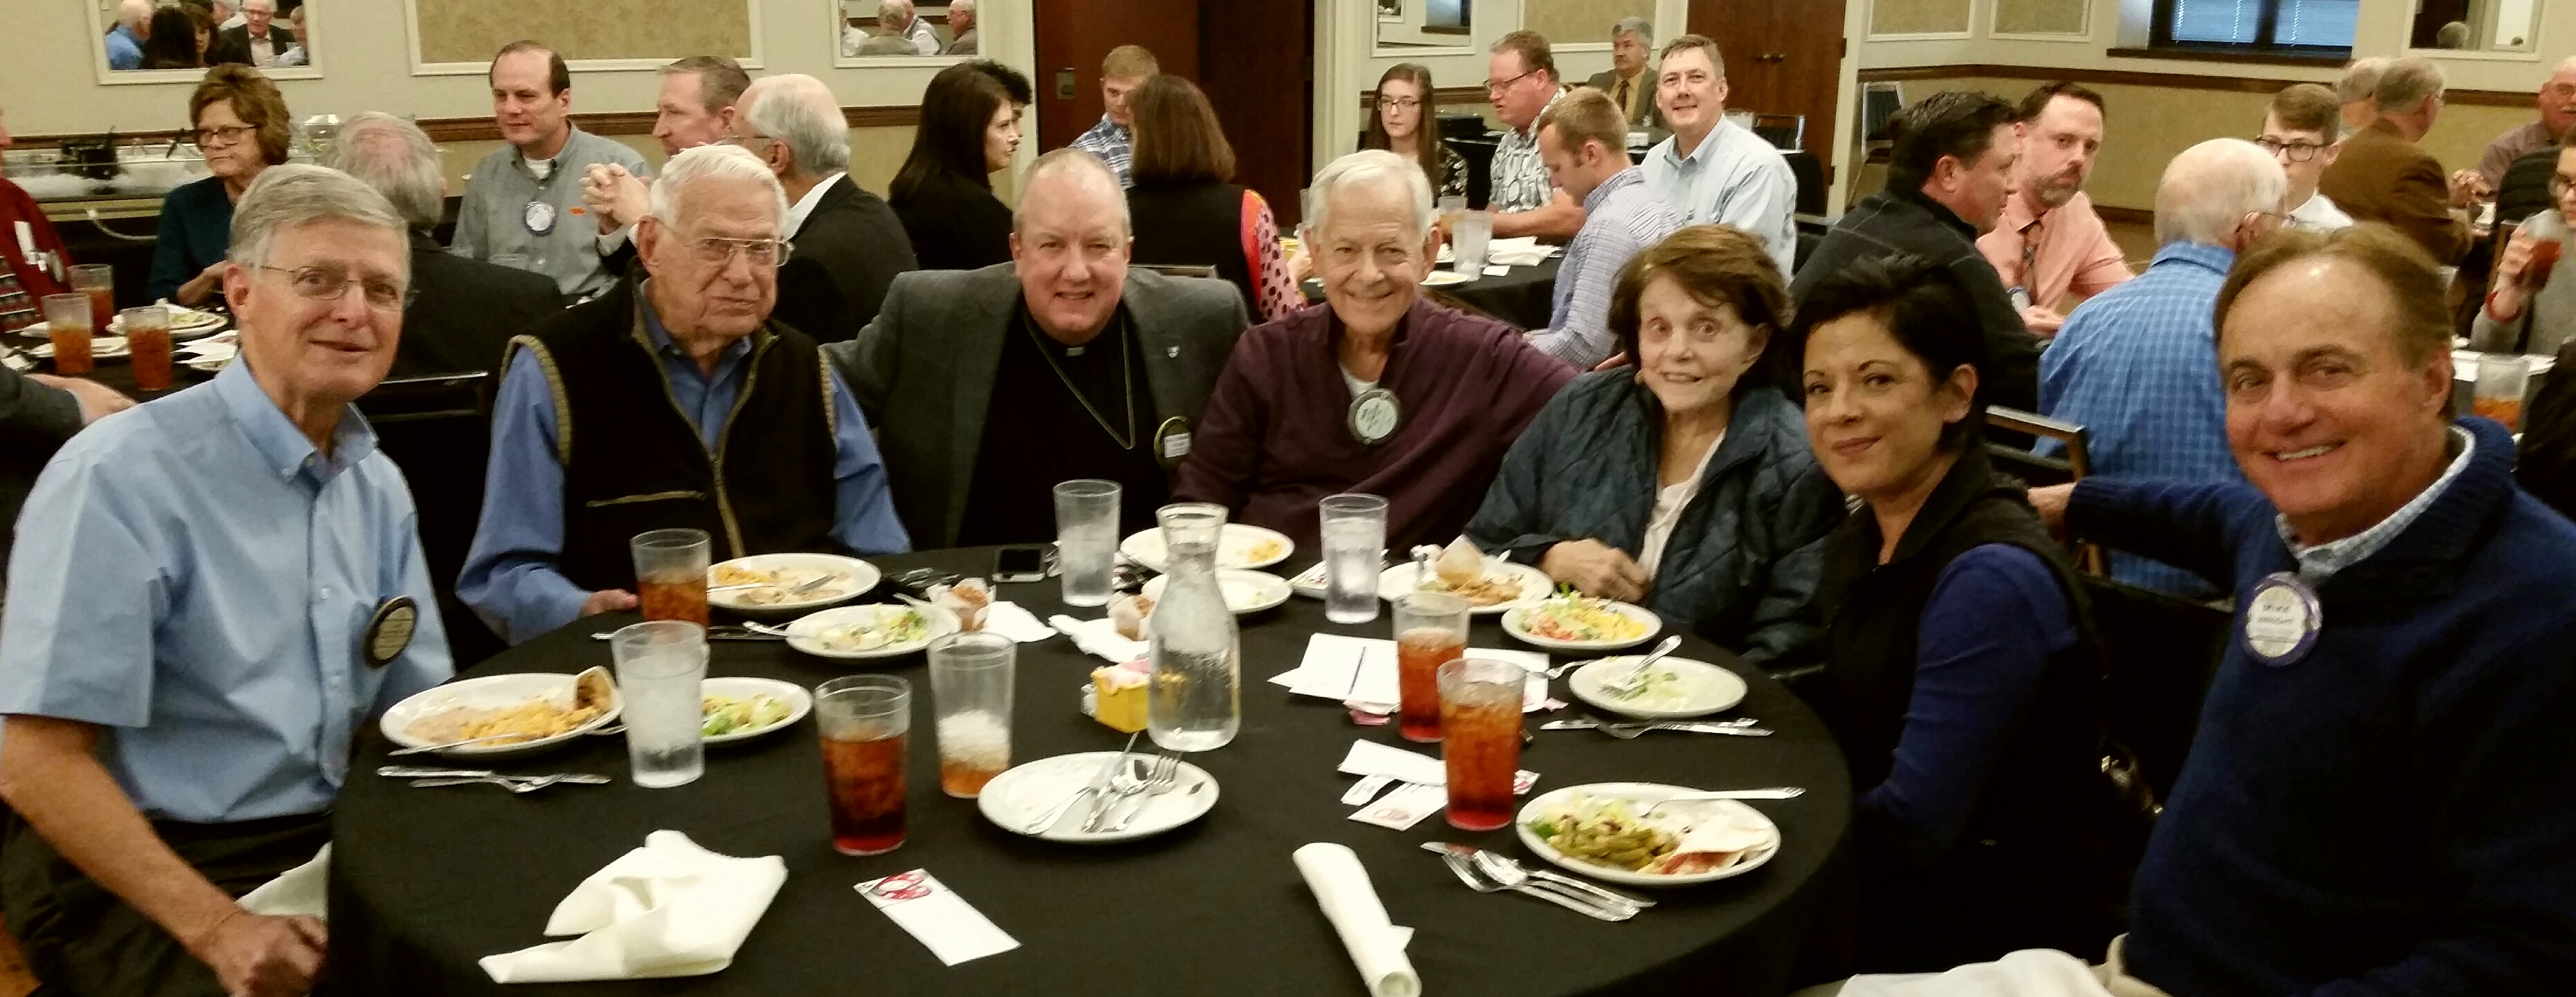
1377, 559, 1552, 615
977, 750, 1220, 844
1567, 656, 1747, 719
1421, 270, 1475, 287
1141, 568, 1291, 615
29, 336, 128, 360
109, 308, 227, 338
706, 553, 879, 616
1287, 561, 1330, 597
1516, 783, 1781, 888
380, 669, 623, 760
783, 603, 958, 660
1502, 598, 1662, 653
699, 676, 811, 745
1120, 523, 1294, 573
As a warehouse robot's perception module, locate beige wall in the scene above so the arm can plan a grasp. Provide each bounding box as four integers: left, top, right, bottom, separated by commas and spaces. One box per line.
8, 0, 1037, 199
1522, 0, 1655, 47
416, 0, 756, 64
1872, 0, 1973, 37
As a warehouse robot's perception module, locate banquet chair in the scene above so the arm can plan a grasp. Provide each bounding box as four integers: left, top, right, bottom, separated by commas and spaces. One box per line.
1984, 407, 2108, 575
356, 373, 505, 667
1135, 264, 1220, 280
1751, 113, 1805, 151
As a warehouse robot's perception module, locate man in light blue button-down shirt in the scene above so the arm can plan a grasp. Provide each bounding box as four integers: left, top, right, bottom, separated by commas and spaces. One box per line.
0, 165, 450, 997
1639, 35, 1798, 280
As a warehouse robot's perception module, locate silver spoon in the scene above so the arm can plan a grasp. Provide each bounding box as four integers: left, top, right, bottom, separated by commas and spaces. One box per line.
1601, 635, 1685, 697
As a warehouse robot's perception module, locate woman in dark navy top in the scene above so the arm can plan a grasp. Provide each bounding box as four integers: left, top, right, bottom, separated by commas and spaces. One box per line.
149, 66, 289, 304
1785, 253, 2116, 971
888, 61, 1027, 274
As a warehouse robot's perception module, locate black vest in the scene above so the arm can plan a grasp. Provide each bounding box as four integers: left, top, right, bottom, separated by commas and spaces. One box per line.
519, 279, 841, 593
1799, 444, 2115, 969
1127, 181, 1258, 316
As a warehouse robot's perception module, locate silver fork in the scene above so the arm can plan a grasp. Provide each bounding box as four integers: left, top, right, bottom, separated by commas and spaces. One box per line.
1469, 850, 1655, 911
1435, 851, 1634, 921
407, 774, 594, 793
1104, 752, 1183, 833
1083, 756, 1151, 832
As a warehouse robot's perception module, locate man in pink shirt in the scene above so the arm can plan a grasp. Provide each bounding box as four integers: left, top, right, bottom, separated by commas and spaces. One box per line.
1978, 82, 2133, 338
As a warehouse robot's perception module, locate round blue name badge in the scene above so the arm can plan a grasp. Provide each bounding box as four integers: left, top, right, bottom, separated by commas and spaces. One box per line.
2241, 571, 2321, 667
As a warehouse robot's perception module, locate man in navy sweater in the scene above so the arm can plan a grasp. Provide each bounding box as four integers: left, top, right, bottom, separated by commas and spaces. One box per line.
2013, 223, 2576, 996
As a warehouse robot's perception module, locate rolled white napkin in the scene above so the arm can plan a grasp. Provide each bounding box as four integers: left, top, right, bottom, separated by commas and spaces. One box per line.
237, 844, 329, 920
1049, 614, 1147, 664
982, 601, 1057, 643
1292, 843, 1422, 997
1840, 947, 2119, 996
479, 830, 786, 983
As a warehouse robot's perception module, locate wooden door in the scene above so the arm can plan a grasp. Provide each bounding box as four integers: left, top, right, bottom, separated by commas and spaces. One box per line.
1033, 0, 1202, 151
1688, 0, 1843, 183
1198, 1, 1314, 227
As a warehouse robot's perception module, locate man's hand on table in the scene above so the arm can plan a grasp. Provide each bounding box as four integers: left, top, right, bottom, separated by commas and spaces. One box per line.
1540, 539, 1648, 604
580, 588, 639, 616
28, 373, 136, 422
2021, 305, 2066, 339
190, 909, 326, 997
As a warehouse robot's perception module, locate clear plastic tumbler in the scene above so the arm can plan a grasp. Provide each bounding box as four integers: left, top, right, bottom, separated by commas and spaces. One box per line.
1054, 478, 1123, 607
1319, 493, 1388, 624
928, 631, 1015, 798
609, 620, 708, 789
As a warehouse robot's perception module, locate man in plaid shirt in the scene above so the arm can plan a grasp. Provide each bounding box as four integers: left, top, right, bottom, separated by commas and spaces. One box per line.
1069, 45, 1157, 189
2040, 138, 2289, 597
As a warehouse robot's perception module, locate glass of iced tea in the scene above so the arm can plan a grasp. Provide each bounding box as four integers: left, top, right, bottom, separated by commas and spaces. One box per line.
2475, 353, 2530, 431
67, 265, 113, 337
122, 306, 173, 392
1392, 591, 1470, 743
39, 294, 91, 376
926, 631, 1014, 798
629, 528, 710, 626
816, 674, 911, 855
1438, 656, 1524, 832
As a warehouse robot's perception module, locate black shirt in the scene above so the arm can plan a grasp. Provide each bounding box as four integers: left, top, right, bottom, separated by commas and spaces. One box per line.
957, 305, 1171, 546
890, 171, 1015, 273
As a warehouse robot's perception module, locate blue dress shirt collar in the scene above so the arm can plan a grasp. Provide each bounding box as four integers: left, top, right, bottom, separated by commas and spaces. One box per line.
212, 355, 379, 484
2148, 240, 2236, 277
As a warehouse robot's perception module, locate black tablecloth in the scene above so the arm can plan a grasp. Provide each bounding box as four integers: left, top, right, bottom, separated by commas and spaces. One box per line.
1303, 257, 1560, 333
331, 546, 1851, 996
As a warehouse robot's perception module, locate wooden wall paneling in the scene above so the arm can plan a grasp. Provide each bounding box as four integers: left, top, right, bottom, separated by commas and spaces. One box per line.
1032, 0, 1201, 151
1199, 0, 1315, 227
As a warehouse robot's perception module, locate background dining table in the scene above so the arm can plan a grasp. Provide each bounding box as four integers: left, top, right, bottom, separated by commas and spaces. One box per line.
328, 546, 1853, 996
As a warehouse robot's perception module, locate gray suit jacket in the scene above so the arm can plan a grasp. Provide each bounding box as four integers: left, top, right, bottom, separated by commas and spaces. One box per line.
825, 264, 1251, 548
1581, 69, 1664, 132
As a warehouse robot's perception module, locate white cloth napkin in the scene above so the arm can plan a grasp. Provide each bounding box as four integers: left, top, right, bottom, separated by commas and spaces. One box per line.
237, 844, 329, 920
1293, 843, 1421, 997
1486, 236, 1554, 267
982, 601, 1056, 643
1049, 614, 1147, 664
1841, 948, 2129, 997
479, 831, 786, 983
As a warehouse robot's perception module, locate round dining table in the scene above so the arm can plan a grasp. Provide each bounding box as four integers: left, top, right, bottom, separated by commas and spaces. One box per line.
329, 546, 1852, 996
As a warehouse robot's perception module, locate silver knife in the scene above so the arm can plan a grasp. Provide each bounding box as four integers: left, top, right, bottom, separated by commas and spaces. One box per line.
1539, 718, 1772, 736
1026, 730, 1141, 834
378, 765, 613, 783
1422, 843, 1657, 909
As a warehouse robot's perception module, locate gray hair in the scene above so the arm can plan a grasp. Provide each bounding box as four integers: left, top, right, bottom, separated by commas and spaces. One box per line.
1612, 17, 1653, 48
878, 0, 913, 28
2335, 57, 2389, 105
1302, 149, 1433, 239
2374, 57, 2446, 115
741, 74, 849, 178
949, 0, 975, 18
1014, 148, 1131, 234
242, 0, 275, 12
2154, 138, 2286, 247
325, 113, 444, 232
116, 0, 151, 30
227, 164, 409, 274
650, 144, 790, 236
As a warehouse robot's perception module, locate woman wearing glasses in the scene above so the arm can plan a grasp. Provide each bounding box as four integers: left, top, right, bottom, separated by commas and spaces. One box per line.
1362, 64, 1467, 201
147, 65, 291, 304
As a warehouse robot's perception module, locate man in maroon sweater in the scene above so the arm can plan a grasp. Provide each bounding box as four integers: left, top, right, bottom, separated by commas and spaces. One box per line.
1175, 150, 1574, 551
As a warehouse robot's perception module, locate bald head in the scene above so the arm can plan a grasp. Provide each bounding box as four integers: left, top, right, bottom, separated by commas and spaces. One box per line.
116, 0, 151, 32
1013, 149, 1130, 236
2155, 138, 2287, 248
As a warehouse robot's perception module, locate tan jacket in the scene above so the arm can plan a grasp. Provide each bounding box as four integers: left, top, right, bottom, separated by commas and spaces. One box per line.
2317, 120, 2472, 264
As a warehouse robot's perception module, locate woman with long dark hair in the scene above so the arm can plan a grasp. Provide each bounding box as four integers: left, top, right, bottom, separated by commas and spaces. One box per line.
1363, 64, 1467, 201
1126, 74, 1298, 322
138, 7, 202, 69
888, 60, 1030, 272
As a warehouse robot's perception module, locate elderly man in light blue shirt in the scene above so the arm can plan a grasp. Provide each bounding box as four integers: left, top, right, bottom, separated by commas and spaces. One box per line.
1529, 88, 1683, 369
1639, 35, 1798, 278
0, 165, 449, 997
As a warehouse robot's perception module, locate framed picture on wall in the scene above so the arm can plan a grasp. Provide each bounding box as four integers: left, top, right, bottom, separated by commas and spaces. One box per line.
91, 0, 324, 86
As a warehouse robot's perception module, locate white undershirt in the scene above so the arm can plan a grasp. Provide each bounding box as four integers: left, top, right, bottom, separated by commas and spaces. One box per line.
785, 171, 848, 239
1639, 434, 1724, 579
1340, 366, 1377, 398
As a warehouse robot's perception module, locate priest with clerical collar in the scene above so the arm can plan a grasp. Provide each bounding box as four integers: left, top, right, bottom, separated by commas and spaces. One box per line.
827, 148, 1251, 548
1172, 149, 1576, 552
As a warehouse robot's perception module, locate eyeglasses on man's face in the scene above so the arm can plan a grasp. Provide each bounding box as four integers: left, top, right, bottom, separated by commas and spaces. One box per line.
683, 236, 792, 268
1484, 69, 1536, 95
2254, 136, 2328, 162
258, 265, 414, 312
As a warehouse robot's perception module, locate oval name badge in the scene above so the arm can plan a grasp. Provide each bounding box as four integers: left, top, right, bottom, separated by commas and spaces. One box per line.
522, 199, 558, 236
2240, 572, 2320, 667
364, 595, 419, 669
1347, 388, 1401, 446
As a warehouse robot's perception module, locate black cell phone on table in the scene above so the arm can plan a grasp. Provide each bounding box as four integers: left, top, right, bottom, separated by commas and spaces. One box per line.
992, 544, 1051, 583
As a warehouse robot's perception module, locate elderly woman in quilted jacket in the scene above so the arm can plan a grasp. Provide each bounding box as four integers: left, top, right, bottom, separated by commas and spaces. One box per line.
1467, 225, 1843, 666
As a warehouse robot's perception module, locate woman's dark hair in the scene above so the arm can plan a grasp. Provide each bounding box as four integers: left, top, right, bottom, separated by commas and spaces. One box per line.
141, 8, 203, 69
891, 60, 1024, 201
1128, 74, 1235, 186
1363, 64, 1446, 193
1779, 252, 1991, 451
189, 64, 293, 167
1608, 225, 1788, 401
